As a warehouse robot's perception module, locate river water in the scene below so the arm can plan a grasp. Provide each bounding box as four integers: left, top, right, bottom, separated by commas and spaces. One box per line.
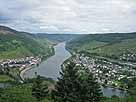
24, 42, 125, 97
24, 42, 71, 80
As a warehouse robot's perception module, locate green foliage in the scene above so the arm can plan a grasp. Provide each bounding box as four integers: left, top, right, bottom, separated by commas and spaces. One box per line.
123, 78, 136, 102
52, 62, 80, 102
35, 34, 81, 42
0, 84, 37, 102
67, 33, 136, 59
79, 68, 102, 102
0, 76, 53, 102
0, 26, 53, 60
52, 61, 102, 102
102, 95, 121, 102
0, 75, 14, 82
32, 75, 49, 101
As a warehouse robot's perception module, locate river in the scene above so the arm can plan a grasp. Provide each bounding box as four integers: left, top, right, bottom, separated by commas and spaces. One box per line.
24, 42, 71, 80
24, 42, 125, 97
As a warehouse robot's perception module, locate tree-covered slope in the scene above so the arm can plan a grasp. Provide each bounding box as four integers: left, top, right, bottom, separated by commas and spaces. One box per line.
0, 25, 53, 59
67, 32, 136, 59
36, 33, 81, 42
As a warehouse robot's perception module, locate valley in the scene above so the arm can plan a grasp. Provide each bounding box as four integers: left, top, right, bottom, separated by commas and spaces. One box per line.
0, 26, 136, 102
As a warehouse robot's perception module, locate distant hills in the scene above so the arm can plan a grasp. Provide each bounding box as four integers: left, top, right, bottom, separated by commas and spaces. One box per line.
0, 25, 81, 60
2, 25, 136, 60
67, 32, 136, 59
36, 33, 81, 42
0, 26, 53, 60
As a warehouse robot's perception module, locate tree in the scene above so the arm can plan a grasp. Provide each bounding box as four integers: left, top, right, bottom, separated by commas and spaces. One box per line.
123, 77, 136, 102
51, 61, 80, 102
101, 95, 120, 102
52, 61, 102, 102
32, 75, 49, 102
77, 67, 102, 102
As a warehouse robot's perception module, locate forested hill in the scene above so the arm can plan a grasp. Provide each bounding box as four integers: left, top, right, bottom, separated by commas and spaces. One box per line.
67, 32, 136, 59
0, 25, 53, 60
35, 33, 81, 42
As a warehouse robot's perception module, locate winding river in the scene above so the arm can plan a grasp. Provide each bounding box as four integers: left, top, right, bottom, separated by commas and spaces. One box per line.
24, 42, 71, 80
24, 42, 125, 97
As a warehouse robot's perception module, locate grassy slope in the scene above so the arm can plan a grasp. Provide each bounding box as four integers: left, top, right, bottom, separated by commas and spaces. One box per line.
67, 33, 136, 58
0, 75, 14, 82
0, 77, 55, 102
0, 26, 53, 60
89, 38, 136, 57
0, 84, 37, 102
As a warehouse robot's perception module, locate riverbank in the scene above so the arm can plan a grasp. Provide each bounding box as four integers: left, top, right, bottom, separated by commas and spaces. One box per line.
19, 65, 33, 81
23, 42, 71, 80
19, 46, 55, 81
64, 47, 127, 97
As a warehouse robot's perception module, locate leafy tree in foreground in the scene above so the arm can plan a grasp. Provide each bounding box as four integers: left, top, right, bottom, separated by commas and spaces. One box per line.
101, 95, 121, 102
123, 77, 136, 102
51, 61, 80, 102
78, 67, 102, 102
51, 61, 102, 102
32, 75, 49, 102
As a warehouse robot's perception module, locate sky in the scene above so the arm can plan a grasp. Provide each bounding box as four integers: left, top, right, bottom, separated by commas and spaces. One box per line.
0, 0, 136, 34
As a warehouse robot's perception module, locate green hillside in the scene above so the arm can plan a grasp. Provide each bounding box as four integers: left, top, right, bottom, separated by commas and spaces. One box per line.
0, 26, 53, 60
36, 34, 81, 42
67, 33, 136, 60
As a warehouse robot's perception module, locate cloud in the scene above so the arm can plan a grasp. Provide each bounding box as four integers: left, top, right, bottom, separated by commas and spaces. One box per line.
0, 0, 136, 33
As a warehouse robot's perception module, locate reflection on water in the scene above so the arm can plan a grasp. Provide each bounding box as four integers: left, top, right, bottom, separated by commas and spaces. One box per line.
102, 87, 125, 98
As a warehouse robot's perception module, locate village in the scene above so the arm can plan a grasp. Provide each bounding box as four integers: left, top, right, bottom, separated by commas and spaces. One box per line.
0, 56, 41, 80
72, 53, 136, 89
119, 51, 136, 62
